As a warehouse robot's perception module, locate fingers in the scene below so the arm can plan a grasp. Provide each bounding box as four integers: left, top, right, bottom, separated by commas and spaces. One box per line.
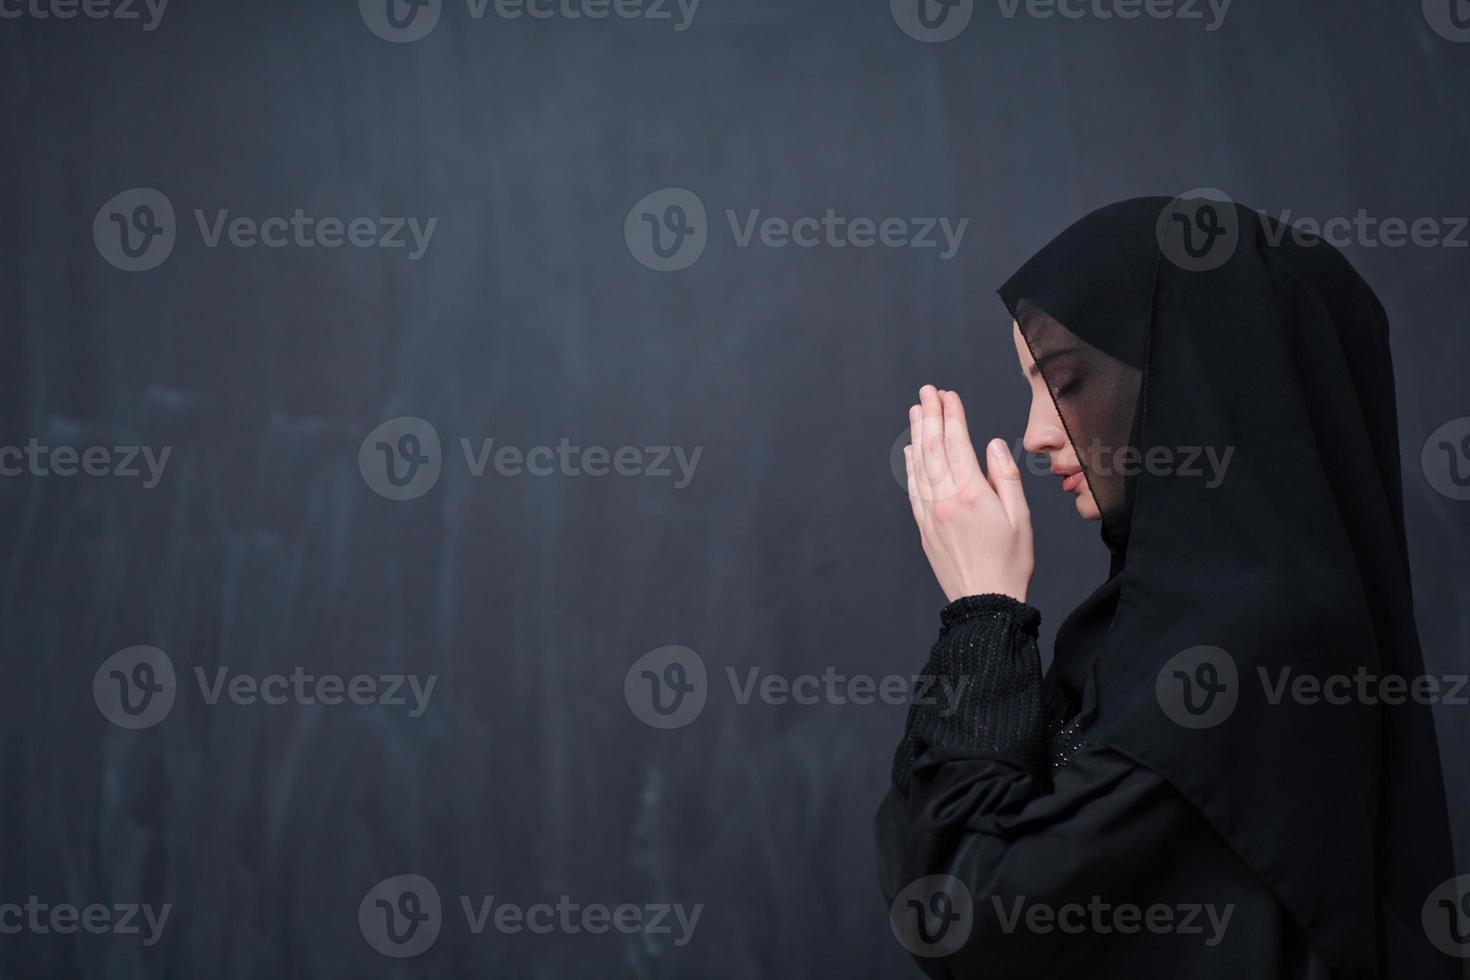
984, 436, 1032, 530
903, 445, 924, 526
915, 384, 958, 500
910, 386, 990, 506
908, 405, 926, 501
939, 389, 980, 494
939, 388, 968, 427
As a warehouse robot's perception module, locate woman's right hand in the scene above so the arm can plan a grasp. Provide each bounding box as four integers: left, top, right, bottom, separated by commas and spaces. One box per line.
904, 384, 1034, 603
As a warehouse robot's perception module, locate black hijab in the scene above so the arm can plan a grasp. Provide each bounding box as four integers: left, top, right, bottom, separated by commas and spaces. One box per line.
998, 197, 1459, 979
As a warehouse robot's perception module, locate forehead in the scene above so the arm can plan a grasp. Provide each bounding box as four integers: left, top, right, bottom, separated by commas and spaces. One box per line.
1012, 321, 1038, 372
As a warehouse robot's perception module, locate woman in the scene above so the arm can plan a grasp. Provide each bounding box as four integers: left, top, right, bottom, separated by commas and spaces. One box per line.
875, 197, 1461, 978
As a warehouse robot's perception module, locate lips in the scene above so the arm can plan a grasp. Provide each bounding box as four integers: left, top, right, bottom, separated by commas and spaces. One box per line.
1051, 465, 1085, 493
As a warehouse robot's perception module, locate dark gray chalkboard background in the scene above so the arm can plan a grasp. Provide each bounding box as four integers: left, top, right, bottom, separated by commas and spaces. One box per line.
2, 0, 1467, 976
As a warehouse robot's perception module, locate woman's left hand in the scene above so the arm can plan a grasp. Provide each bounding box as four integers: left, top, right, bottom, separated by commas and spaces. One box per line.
904, 385, 1034, 603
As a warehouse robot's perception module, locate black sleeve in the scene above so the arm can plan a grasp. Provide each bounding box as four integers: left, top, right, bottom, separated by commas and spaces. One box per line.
874, 596, 1318, 978
888, 594, 1049, 802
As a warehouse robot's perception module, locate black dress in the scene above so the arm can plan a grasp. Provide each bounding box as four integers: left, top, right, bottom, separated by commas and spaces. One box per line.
880, 197, 1461, 979
875, 594, 1335, 979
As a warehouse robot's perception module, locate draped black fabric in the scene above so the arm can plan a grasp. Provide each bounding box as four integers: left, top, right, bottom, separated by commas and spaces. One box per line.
990, 196, 1460, 977
876, 595, 1338, 978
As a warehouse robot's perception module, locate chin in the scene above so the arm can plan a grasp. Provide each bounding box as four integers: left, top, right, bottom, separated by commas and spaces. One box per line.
1075, 495, 1103, 521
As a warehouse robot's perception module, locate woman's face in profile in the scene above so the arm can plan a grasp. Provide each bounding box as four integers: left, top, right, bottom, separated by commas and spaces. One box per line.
1013, 321, 1103, 521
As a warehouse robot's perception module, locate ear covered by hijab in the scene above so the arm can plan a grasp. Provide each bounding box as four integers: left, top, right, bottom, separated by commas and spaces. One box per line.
998, 196, 1460, 979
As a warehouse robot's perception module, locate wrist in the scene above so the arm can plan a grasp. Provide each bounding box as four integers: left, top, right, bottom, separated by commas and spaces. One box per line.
951, 582, 1027, 604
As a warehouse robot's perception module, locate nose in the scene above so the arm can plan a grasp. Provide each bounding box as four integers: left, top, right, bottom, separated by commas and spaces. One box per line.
1022, 390, 1067, 457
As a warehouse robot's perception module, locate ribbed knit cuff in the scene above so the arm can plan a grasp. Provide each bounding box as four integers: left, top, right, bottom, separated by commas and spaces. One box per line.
939, 594, 1041, 634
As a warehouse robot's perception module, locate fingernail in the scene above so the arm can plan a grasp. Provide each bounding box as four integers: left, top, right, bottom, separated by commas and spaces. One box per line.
989, 439, 1007, 459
